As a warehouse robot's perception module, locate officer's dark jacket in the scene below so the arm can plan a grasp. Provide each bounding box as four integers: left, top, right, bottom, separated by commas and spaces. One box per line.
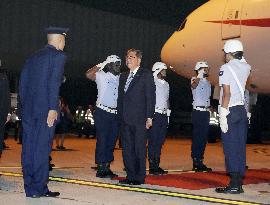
117, 67, 155, 125
0, 71, 11, 120
19, 44, 66, 120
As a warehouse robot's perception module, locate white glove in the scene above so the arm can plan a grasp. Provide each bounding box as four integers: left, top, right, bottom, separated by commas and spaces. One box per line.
5, 113, 11, 124
96, 60, 108, 71
197, 69, 205, 79
166, 109, 171, 117
219, 107, 230, 133
247, 112, 251, 119
167, 109, 171, 124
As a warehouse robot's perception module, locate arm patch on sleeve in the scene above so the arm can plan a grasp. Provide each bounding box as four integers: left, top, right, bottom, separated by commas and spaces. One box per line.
219, 71, 224, 76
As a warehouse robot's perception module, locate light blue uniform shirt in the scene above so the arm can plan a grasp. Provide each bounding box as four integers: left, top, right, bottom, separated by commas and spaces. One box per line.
219, 59, 251, 107
191, 77, 211, 107
95, 71, 119, 108
155, 78, 169, 110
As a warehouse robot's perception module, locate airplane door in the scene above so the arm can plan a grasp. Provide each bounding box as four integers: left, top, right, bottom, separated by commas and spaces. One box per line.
222, 0, 244, 40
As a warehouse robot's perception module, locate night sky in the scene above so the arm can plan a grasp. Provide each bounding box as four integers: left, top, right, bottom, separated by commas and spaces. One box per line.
62, 0, 208, 27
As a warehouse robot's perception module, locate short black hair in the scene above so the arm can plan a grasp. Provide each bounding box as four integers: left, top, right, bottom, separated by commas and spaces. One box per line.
231, 51, 243, 60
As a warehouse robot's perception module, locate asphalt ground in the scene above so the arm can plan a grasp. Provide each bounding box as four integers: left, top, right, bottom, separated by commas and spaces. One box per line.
0, 136, 269, 205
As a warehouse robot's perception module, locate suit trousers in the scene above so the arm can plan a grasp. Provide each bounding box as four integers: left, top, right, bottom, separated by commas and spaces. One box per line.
121, 123, 147, 183
221, 105, 248, 176
94, 108, 118, 164
191, 110, 210, 159
22, 118, 55, 197
148, 113, 167, 160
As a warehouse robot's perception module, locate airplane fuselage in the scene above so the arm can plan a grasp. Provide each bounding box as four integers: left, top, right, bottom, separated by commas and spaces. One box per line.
161, 0, 270, 93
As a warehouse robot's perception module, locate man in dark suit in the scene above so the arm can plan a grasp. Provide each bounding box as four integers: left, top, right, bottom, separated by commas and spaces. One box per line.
0, 62, 11, 158
117, 48, 155, 185
19, 27, 68, 198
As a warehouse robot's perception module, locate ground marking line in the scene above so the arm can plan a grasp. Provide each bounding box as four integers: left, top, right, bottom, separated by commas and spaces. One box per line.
0, 171, 264, 205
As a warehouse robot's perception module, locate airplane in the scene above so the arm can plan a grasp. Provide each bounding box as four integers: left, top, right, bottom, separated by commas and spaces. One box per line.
161, 0, 270, 93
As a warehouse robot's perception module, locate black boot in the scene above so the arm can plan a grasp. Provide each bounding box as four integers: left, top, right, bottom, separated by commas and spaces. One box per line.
96, 164, 107, 178
149, 158, 168, 175
155, 158, 168, 175
192, 158, 212, 172
215, 172, 244, 194
105, 163, 118, 178
149, 158, 158, 175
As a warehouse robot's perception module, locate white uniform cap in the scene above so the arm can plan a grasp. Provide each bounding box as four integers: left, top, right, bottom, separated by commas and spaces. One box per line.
106, 55, 121, 64
194, 61, 208, 71
223, 39, 243, 53
152, 62, 167, 77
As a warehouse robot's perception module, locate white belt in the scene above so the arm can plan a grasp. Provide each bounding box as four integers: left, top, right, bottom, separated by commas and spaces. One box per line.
96, 103, 117, 114
229, 101, 244, 108
155, 108, 167, 115
193, 106, 210, 112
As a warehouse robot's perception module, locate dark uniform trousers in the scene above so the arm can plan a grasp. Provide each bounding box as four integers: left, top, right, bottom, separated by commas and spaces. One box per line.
121, 123, 147, 183
22, 118, 55, 196
94, 107, 118, 164
191, 110, 210, 159
0, 119, 5, 151
148, 113, 167, 160
221, 105, 248, 176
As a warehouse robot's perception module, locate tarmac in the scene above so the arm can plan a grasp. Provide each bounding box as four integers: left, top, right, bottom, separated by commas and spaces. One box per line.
0, 135, 270, 205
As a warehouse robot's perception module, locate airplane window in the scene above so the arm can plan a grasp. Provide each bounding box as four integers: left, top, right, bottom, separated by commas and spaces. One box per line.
178, 19, 187, 31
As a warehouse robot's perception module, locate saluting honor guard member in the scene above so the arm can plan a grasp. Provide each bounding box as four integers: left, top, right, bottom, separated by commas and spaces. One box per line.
148, 62, 170, 175
191, 61, 212, 172
86, 55, 121, 178
215, 40, 250, 194
19, 27, 68, 198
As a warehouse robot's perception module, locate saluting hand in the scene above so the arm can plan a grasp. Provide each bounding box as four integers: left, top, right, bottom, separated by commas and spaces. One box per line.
47, 110, 58, 127
146, 118, 153, 129
5, 114, 11, 124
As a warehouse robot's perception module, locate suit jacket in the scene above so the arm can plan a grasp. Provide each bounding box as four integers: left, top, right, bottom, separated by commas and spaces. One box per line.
19, 44, 67, 120
117, 67, 155, 126
0, 71, 11, 121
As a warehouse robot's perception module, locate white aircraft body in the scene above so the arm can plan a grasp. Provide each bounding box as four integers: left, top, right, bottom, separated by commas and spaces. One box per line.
161, 0, 270, 93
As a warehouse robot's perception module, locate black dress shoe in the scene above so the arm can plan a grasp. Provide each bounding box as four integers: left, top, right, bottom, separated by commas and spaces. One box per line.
149, 167, 168, 175
192, 164, 212, 172
119, 179, 132, 185
130, 180, 144, 185
96, 171, 107, 178
96, 170, 114, 178
43, 191, 60, 197
215, 186, 244, 194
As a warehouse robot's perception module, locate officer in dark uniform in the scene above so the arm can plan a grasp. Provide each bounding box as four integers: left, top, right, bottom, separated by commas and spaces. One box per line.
148, 62, 170, 175
191, 61, 212, 172
86, 55, 121, 178
19, 27, 68, 198
0, 61, 11, 158
216, 40, 250, 194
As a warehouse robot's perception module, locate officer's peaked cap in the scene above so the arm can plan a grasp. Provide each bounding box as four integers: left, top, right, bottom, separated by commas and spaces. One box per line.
45, 27, 69, 36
